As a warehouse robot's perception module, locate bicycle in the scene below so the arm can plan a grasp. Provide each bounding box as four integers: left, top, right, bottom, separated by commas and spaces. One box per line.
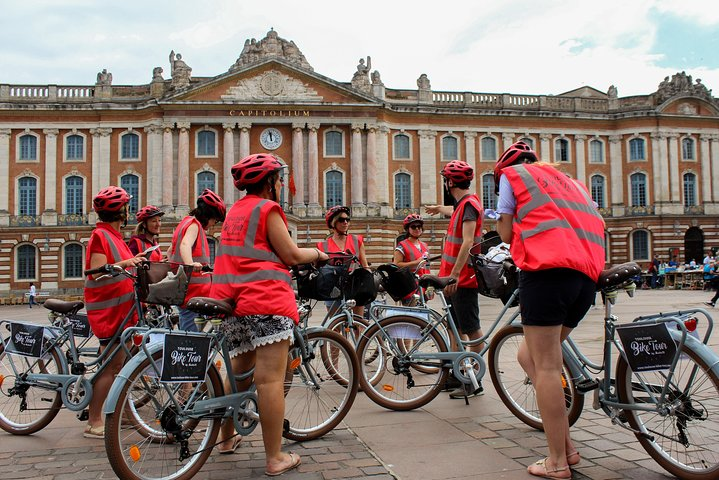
103, 295, 360, 480
488, 262, 719, 479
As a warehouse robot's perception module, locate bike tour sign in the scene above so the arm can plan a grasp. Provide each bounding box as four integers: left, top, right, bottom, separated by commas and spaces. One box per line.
160, 333, 211, 383
616, 322, 677, 372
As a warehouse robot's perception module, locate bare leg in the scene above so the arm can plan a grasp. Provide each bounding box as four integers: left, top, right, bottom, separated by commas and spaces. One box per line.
217, 351, 255, 450
88, 344, 125, 428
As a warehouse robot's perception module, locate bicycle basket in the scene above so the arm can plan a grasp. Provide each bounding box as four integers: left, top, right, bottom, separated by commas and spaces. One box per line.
469, 243, 518, 300
138, 262, 193, 306
296, 263, 349, 300
346, 267, 378, 305
376, 263, 418, 302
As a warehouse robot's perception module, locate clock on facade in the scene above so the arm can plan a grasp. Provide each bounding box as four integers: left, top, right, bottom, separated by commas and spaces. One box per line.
260, 127, 282, 150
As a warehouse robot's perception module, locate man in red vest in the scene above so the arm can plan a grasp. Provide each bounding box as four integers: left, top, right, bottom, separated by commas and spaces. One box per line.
425, 160, 484, 399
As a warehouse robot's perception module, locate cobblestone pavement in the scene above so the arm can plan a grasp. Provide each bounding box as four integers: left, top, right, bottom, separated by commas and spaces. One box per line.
1, 288, 717, 479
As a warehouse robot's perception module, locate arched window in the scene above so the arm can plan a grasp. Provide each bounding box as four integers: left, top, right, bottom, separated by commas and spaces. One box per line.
555, 138, 569, 162
519, 137, 534, 149
207, 238, 217, 265
197, 171, 216, 196
19, 134, 37, 160
325, 170, 343, 208
325, 131, 343, 156
630, 173, 647, 207
64, 243, 83, 279
629, 138, 645, 161
66, 134, 84, 160
682, 137, 695, 160
120, 174, 139, 216
394, 134, 410, 159
590, 175, 605, 208
121, 133, 140, 159
683, 172, 697, 207
442, 136, 458, 160
482, 174, 496, 210
65, 175, 84, 214
18, 177, 37, 216
394, 173, 411, 209
589, 139, 603, 163
197, 130, 216, 156
17, 244, 36, 280
631, 230, 649, 261
481, 137, 497, 161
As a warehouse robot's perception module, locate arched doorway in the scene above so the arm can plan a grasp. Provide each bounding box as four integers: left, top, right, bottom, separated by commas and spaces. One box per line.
684, 227, 704, 264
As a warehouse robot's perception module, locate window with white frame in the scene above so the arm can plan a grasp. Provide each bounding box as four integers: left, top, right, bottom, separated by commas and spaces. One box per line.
629, 138, 645, 161
65, 175, 83, 214
18, 177, 37, 216
589, 139, 604, 163
481, 137, 497, 161
120, 174, 139, 216
325, 130, 343, 156
682, 137, 695, 160
197, 171, 216, 196
394, 173, 411, 209
555, 138, 570, 162
121, 132, 140, 159
442, 136, 458, 160
519, 137, 534, 149
591, 175, 605, 208
683, 172, 697, 207
632, 230, 649, 261
17, 244, 36, 280
19, 134, 37, 161
64, 243, 83, 279
66, 134, 84, 161
197, 130, 216, 156
325, 170, 343, 207
482, 174, 497, 210
394, 134, 410, 159
630, 172, 647, 207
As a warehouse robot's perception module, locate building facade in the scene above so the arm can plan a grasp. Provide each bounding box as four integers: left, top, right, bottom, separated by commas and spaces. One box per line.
1, 30, 718, 296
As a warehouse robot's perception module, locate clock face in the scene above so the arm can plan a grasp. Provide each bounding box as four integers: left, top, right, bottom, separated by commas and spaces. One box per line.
260, 127, 282, 150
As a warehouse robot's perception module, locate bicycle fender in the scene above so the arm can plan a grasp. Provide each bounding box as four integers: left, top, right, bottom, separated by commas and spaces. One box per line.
669, 329, 719, 378
104, 342, 164, 415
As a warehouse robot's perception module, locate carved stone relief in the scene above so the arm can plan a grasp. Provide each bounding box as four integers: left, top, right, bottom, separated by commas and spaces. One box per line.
221, 70, 322, 102
230, 29, 313, 72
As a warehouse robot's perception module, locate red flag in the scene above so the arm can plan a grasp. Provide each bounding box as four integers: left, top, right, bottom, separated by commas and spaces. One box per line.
288, 173, 297, 197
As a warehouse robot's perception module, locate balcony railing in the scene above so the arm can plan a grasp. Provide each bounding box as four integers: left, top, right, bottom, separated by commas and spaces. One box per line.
393, 207, 420, 219
684, 205, 704, 215
9, 215, 39, 227
626, 205, 655, 216
58, 214, 89, 226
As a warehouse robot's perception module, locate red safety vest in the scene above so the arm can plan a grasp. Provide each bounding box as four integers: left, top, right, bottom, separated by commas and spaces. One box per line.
317, 234, 363, 265
127, 235, 163, 262
397, 239, 430, 276
211, 195, 298, 322
440, 195, 483, 288
84, 224, 137, 339
503, 163, 606, 281
168, 216, 212, 306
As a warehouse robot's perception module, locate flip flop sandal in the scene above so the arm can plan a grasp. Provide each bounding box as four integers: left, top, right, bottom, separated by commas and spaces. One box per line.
83, 425, 105, 439
527, 458, 571, 479
217, 436, 242, 455
265, 452, 301, 476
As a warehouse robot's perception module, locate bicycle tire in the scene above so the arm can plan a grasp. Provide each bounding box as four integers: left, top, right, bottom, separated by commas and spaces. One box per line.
105, 349, 223, 480
323, 314, 384, 386
283, 329, 359, 441
356, 315, 448, 411
0, 343, 64, 435
487, 325, 583, 431
616, 343, 719, 480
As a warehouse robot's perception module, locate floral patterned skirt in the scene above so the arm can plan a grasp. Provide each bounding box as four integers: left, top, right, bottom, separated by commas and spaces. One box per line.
218, 314, 295, 357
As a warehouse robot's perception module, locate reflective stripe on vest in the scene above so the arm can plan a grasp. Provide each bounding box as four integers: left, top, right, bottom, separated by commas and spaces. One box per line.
169, 216, 210, 264
399, 239, 430, 276
319, 234, 360, 255
439, 195, 483, 288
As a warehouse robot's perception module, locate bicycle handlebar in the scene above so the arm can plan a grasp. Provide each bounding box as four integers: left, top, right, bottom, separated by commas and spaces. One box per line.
84, 264, 122, 276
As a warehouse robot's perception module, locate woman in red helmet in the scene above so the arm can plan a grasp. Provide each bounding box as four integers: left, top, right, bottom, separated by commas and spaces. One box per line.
127, 205, 164, 262
211, 154, 327, 474
168, 188, 226, 332
393, 213, 432, 305
83, 186, 147, 439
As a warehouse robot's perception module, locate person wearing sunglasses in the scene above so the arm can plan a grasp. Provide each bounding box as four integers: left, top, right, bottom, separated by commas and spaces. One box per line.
393, 213, 432, 305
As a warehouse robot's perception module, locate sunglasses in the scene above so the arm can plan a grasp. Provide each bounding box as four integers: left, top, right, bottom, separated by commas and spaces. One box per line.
409, 224, 423, 230
336, 217, 351, 223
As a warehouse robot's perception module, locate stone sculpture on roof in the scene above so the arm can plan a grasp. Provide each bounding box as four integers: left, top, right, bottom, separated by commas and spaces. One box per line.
655, 71, 713, 104
96, 69, 112, 86
169, 51, 192, 89
230, 29, 313, 72
351, 56, 372, 93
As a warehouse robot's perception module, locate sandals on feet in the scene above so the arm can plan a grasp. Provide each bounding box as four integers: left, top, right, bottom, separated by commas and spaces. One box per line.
217, 436, 242, 454
265, 452, 301, 476
83, 424, 105, 439
527, 458, 571, 479
566, 451, 581, 466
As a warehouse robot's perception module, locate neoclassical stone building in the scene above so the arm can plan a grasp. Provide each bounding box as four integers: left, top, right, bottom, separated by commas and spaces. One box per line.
1, 29, 718, 296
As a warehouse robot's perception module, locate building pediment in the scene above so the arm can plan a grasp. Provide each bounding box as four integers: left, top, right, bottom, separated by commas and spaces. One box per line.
657, 96, 719, 116
558, 86, 606, 98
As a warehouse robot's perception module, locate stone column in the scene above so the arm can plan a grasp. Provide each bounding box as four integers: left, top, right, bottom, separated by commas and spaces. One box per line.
238, 122, 251, 201
711, 135, 719, 204
291, 123, 306, 216
176, 122, 191, 216
0, 129, 10, 226
608, 135, 624, 217
98, 128, 112, 189
366, 125, 378, 214
375, 125, 390, 216
464, 132, 478, 195
161, 123, 174, 210
540, 133, 552, 162
307, 123, 321, 217
350, 123, 365, 215
144, 124, 163, 206
419, 129, 438, 206
41, 129, 59, 225
501, 133, 515, 154
222, 123, 235, 204
574, 134, 587, 185
700, 134, 712, 203
651, 133, 668, 208
667, 133, 680, 203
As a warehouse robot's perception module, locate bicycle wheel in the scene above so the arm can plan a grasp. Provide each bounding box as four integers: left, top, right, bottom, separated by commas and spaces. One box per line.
283, 329, 359, 441
0, 343, 64, 435
616, 344, 719, 480
323, 314, 384, 386
488, 326, 583, 431
356, 315, 448, 411
105, 349, 223, 480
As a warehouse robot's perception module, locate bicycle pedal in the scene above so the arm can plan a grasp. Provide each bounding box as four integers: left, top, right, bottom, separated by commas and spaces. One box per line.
575, 379, 599, 393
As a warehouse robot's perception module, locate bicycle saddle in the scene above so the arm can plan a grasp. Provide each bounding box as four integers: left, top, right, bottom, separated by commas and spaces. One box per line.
43, 298, 84, 315
418, 275, 457, 290
185, 297, 235, 316
596, 262, 641, 289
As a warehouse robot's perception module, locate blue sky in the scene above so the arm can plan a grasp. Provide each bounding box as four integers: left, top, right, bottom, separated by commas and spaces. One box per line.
1, 0, 717, 98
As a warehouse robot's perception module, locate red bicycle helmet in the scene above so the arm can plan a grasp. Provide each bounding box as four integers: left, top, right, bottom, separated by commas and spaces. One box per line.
93, 186, 130, 213
403, 213, 424, 230
197, 189, 226, 221
325, 205, 351, 229
441, 160, 474, 184
494, 141, 538, 189
136, 205, 164, 222
231, 153, 284, 190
